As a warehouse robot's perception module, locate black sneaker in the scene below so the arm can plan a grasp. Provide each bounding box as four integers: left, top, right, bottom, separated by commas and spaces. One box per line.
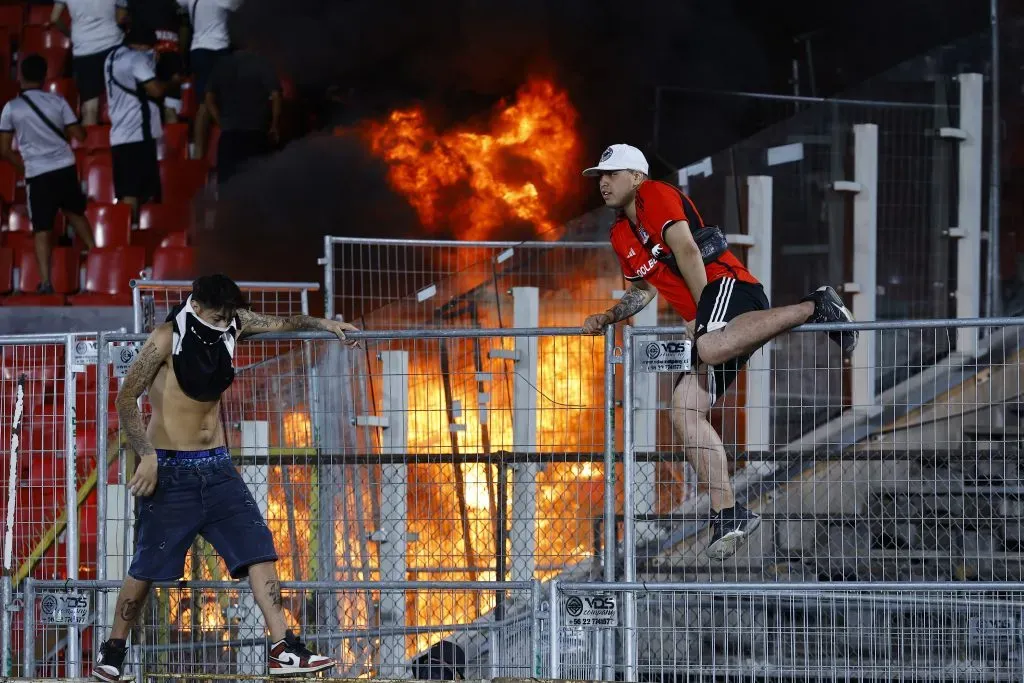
268, 630, 335, 676
92, 639, 128, 682
706, 505, 761, 560
37, 281, 54, 294
802, 285, 857, 356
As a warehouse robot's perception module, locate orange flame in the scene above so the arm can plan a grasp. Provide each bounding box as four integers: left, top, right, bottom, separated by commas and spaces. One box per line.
365, 77, 580, 240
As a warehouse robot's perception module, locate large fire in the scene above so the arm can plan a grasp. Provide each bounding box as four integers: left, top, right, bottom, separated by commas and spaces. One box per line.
365, 77, 580, 241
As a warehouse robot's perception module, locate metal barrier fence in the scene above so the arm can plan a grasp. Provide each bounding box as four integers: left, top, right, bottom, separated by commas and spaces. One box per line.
321, 236, 622, 330
550, 581, 1024, 681
20, 579, 538, 680
3, 316, 1023, 680
129, 280, 319, 333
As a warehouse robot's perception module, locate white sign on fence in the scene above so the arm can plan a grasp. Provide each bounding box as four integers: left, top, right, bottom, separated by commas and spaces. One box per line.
636, 339, 693, 373
113, 343, 141, 377
38, 591, 91, 625
562, 594, 617, 628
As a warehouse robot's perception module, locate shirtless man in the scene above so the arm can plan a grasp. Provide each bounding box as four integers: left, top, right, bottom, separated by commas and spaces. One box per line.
92, 274, 358, 682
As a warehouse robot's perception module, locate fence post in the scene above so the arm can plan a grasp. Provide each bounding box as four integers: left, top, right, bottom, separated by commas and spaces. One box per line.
378, 350, 408, 678
511, 288, 538, 583
851, 124, 879, 407
1, 574, 11, 677
240, 421, 271, 675
602, 326, 617, 680
321, 235, 336, 320
744, 176, 773, 456
621, 327, 638, 681
548, 579, 560, 679
23, 577, 34, 677
64, 335, 81, 677
953, 73, 984, 354
615, 291, 658, 541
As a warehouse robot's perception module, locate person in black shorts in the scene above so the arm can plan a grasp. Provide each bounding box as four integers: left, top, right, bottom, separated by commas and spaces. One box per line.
49, 0, 127, 126
0, 55, 95, 292
581, 144, 858, 559
105, 28, 177, 216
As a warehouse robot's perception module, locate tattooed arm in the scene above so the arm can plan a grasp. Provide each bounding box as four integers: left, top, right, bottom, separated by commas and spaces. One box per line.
236, 309, 359, 345
582, 280, 657, 334
116, 324, 172, 497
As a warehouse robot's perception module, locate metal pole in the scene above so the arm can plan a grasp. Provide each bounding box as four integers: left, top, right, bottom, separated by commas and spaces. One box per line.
1, 575, 12, 677
96, 335, 108, 583
548, 579, 560, 679
131, 285, 143, 333
300, 289, 310, 316
621, 326, 637, 681
23, 577, 34, 676
322, 235, 335, 320
530, 580, 541, 676
602, 326, 617, 679
64, 336, 81, 677
987, 0, 1002, 317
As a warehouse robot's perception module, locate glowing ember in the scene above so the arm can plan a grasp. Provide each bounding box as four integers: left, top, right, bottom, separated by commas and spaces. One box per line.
365, 77, 580, 240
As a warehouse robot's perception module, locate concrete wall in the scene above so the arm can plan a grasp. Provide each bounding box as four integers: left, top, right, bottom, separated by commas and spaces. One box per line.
0, 306, 134, 334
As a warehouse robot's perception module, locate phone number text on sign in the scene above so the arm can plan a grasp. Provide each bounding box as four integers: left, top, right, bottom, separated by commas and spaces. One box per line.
563, 594, 617, 628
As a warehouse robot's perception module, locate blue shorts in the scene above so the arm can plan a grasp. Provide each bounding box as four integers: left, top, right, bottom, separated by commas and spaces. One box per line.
128, 447, 278, 581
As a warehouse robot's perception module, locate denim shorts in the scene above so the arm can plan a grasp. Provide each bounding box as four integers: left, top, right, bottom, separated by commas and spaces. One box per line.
128, 447, 278, 581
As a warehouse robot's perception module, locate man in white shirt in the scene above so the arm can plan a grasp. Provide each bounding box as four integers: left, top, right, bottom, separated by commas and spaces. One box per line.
0, 55, 96, 293
49, 0, 128, 126
105, 27, 175, 217
179, 0, 241, 158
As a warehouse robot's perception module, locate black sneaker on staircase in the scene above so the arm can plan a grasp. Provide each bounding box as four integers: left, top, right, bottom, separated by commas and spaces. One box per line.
706, 505, 761, 560
801, 285, 858, 356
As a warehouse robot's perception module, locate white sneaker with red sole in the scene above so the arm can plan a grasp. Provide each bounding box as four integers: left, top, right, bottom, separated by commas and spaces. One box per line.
268, 631, 335, 676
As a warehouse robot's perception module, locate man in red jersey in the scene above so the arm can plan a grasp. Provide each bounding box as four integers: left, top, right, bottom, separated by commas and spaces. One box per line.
582, 144, 857, 559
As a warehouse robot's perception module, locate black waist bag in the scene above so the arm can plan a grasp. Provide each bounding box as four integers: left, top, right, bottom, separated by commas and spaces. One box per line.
692, 225, 729, 265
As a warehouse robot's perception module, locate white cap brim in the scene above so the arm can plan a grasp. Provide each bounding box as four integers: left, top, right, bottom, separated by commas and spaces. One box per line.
582, 163, 633, 177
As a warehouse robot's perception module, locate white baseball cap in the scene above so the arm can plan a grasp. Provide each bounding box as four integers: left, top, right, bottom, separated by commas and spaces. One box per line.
582, 144, 649, 176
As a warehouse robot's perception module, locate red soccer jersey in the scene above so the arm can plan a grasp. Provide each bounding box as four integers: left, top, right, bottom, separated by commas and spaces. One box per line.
610, 180, 759, 321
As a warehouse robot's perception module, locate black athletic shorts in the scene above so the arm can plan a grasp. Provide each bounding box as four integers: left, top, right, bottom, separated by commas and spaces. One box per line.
112, 139, 162, 203
73, 47, 114, 102
190, 48, 229, 100
675, 277, 770, 403
26, 164, 87, 232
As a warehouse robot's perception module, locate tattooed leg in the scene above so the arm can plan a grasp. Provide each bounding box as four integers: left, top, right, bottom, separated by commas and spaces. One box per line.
110, 577, 152, 640
248, 562, 288, 641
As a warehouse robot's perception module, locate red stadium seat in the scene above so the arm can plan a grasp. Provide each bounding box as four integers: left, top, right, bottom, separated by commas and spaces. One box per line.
0, 246, 12, 294
159, 159, 207, 206
3, 246, 76, 305
68, 246, 144, 305
3, 205, 63, 252
160, 231, 187, 247
85, 161, 115, 203
179, 79, 196, 120
152, 246, 195, 279
206, 125, 219, 167
160, 122, 190, 161
19, 26, 70, 81
27, 4, 70, 26
0, 5, 24, 31
139, 203, 186, 233
0, 27, 12, 82
86, 203, 131, 247
44, 77, 78, 113
0, 161, 18, 207
80, 125, 110, 152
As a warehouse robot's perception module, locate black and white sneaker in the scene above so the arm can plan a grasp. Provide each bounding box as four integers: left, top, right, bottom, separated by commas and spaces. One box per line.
802, 285, 858, 356
706, 505, 761, 560
92, 639, 128, 682
268, 630, 335, 676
